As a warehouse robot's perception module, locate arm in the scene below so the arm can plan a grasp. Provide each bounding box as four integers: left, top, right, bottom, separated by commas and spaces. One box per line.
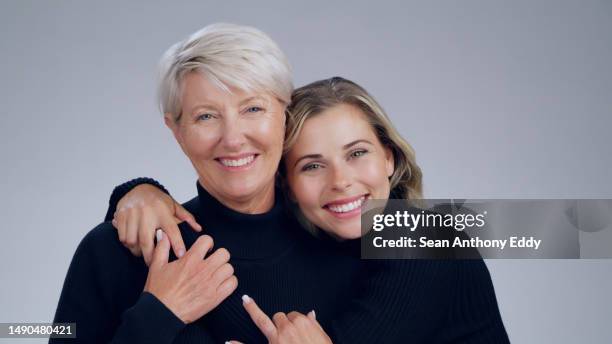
104, 177, 170, 222
106, 182, 507, 343
51, 224, 234, 343
50, 223, 186, 344
435, 259, 510, 344
105, 178, 201, 265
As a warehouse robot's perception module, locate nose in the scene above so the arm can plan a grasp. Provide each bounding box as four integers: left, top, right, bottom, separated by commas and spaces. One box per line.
329, 164, 352, 192
220, 116, 246, 151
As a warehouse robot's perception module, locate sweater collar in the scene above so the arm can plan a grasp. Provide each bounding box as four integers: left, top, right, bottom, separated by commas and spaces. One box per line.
196, 182, 283, 227
192, 181, 298, 260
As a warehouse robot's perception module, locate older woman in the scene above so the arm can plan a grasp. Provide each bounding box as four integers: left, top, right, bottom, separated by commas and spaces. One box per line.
52, 23, 507, 343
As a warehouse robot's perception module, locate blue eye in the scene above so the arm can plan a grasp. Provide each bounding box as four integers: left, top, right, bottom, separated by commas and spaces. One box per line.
302, 163, 323, 172
246, 106, 263, 113
197, 113, 214, 121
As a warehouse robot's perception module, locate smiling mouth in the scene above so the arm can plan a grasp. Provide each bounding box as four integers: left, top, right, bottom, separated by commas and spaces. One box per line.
324, 194, 370, 214
216, 154, 258, 169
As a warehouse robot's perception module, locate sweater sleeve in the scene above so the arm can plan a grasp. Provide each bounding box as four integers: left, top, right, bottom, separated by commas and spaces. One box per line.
435, 259, 510, 344
104, 177, 170, 222
327, 259, 509, 344
50, 223, 196, 344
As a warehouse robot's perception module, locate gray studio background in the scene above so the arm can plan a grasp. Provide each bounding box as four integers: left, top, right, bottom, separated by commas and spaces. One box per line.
1, 1, 611, 343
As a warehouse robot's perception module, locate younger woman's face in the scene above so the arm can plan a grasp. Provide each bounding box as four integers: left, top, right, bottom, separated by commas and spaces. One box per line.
285, 103, 394, 240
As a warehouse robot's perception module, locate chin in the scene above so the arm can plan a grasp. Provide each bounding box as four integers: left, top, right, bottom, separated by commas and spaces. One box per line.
328, 226, 363, 240
223, 179, 263, 197
224, 186, 258, 200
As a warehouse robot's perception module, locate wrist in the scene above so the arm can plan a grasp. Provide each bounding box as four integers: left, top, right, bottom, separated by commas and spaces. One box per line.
144, 288, 188, 324
106, 177, 170, 222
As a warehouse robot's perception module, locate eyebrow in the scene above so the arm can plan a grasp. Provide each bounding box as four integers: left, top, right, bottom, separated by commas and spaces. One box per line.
187, 96, 266, 116
292, 140, 375, 167
293, 154, 323, 168
239, 96, 266, 106
343, 139, 374, 149
189, 103, 220, 115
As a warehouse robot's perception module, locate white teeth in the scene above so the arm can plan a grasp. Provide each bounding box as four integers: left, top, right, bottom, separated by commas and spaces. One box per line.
328, 196, 366, 213
219, 155, 255, 167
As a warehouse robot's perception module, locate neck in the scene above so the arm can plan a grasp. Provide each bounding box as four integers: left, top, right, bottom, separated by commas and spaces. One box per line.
198, 180, 276, 214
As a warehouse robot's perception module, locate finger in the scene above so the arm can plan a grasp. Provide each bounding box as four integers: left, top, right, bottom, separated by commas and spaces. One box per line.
307, 310, 316, 321
308, 310, 326, 332
242, 295, 277, 340
175, 203, 202, 232
211, 263, 234, 285
160, 218, 186, 258
287, 311, 299, 322
125, 208, 140, 248
139, 218, 156, 266
203, 248, 230, 272
286, 311, 314, 341
217, 275, 238, 301
287, 311, 310, 328
273, 312, 299, 341
151, 229, 170, 269
115, 211, 128, 244
128, 245, 143, 257
185, 235, 214, 261
272, 312, 291, 331
287, 311, 305, 322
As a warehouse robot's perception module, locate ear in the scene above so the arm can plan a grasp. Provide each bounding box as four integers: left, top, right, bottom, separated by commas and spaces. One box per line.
384, 147, 395, 178
164, 113, 186, 152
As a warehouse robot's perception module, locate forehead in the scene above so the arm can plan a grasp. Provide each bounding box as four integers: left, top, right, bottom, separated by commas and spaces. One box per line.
180, 71, 269, 107
293, 103, 378, 150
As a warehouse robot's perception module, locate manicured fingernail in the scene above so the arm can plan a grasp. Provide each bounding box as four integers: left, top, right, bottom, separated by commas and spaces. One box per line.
242, 294, 251, 304
156, 229, 163, 242
310, 310, 316, 319
177, 249, 185, 257
225, 342, 231, 344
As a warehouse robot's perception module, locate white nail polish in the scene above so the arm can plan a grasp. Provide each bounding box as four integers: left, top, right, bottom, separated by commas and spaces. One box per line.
156, 229, 163, 242
242, 294, 251, 303
310, 310, 316, 319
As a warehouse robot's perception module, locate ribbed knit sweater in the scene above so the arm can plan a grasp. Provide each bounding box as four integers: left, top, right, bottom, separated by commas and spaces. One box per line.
51, 179, 509, 343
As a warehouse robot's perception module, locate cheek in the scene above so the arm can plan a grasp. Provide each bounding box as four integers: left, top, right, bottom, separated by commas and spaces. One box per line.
355, 157, 392, 189
180, 126, 218, 159
252, 115, 286, 150
289, 175, 325, 211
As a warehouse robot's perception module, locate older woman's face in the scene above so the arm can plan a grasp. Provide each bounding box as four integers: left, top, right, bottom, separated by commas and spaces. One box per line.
166, 72, 286, 212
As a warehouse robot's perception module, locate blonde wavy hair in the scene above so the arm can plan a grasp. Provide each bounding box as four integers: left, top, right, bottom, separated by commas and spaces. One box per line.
281, 77, 423, 202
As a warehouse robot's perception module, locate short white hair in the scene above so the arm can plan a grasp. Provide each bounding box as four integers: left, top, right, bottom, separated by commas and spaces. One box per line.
158, 23, 293, 120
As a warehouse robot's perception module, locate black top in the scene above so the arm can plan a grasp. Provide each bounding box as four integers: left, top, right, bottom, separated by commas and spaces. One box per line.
51, 179, 510, 343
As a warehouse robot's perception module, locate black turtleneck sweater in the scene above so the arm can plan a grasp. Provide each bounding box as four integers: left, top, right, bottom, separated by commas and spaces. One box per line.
51, 179, 509, 343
